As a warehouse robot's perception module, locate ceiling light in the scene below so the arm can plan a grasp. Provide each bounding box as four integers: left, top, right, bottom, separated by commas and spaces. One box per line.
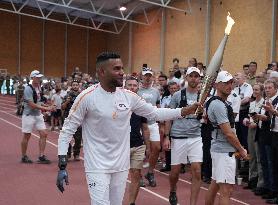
119, 6, 126, 11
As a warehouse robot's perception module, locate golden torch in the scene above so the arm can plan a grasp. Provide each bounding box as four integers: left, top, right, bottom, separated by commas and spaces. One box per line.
196, 12, 235, 114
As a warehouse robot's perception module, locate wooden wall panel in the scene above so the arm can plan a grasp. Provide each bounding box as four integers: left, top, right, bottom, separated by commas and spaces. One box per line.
20, 16, 42, 76
88, 31, 107, 77
132, 8, 161, 73
0, 11, 18, 75
66, 26, 87, 76
44, 21, 65, 77
106, 25, 129, 72
0, 0, 275, 77
165, 0, 206, 72
210, 0, 272, 74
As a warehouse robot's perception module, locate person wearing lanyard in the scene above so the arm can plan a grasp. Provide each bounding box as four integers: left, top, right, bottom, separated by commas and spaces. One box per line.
262, 79, 278, 204
242, 83, 265, 192
234, 72, 253, 150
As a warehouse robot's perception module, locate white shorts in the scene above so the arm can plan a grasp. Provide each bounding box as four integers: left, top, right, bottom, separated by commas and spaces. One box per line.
171, 137, 203, 165
22, 114, 46, 133
148, 123, 160, 142
211, 152, 236, 184
86, 170, 128, 205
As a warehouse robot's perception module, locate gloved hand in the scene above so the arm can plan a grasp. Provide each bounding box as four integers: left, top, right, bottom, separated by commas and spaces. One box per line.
56, 169, 69, 193
56, 155, 69, 193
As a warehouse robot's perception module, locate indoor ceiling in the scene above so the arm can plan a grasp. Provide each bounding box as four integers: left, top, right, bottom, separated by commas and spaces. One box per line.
0, 0, 193, 34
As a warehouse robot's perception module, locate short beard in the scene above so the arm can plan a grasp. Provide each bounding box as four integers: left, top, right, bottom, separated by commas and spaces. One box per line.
111, 79, 123, 88
188, 82, 197, 89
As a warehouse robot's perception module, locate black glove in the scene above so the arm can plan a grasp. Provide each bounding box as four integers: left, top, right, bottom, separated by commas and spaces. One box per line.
56, 155, 69, 193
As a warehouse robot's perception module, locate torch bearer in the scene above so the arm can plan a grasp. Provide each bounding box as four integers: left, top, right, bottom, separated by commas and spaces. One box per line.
195, 12, 235, 115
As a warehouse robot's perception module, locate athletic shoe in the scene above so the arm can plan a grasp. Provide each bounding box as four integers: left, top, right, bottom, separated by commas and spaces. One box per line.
145, 172, 156, 187
37, 155, 51, 164
169, 191, 178, 205
266, 197, 278, 204
21, 155, 33, 163
262, 192, 277, 200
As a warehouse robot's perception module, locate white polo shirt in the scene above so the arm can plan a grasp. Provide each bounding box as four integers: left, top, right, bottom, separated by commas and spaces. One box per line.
227, 91, 241, 122
58, 84, 182, 173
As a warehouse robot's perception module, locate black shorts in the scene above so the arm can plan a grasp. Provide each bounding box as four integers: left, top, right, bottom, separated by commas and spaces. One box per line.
51, 109, 62, 118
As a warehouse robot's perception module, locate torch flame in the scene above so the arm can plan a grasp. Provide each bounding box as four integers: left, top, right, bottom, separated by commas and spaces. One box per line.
225, 12, 235, 35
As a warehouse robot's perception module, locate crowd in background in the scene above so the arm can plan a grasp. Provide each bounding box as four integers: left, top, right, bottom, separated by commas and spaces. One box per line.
2, 58, 278, 204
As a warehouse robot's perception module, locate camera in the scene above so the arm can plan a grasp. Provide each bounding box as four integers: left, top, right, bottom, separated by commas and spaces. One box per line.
250, 112, 257, 117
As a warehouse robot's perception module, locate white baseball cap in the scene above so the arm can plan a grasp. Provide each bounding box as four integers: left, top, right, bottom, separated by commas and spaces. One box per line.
215, 71, 233, 83
30, 70, 43, 78
142, 67, 153, 75
185, 67, 200, 76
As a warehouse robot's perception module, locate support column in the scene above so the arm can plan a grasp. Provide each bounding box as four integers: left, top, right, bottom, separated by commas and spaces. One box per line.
160, 8, 166, 72
64, 24, 68, 77
17, 15, 21, 75
204, 0, 211, 66
86, 27, 89, 74
128, 22, 132, 73
42, 20, 45, 74
271, 0, 277, 61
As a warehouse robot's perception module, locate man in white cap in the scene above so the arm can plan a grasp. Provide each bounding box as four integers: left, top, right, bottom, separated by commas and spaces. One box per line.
21, 70, 54, 164
137, 67, 161, 187
163, 67, 203, 205
205, 71, 248, 205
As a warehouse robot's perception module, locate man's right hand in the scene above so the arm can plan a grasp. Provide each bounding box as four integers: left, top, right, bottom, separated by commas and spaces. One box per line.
56, 169, 69, 193
181, 102, 201, 117
56, 155, 69, 193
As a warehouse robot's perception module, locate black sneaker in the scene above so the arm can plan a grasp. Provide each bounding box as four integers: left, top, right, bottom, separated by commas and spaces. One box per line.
266, 197, 278, 204
262, 192, 277, 200
37, 155, 51, 164
145, 172, 156, 187
21, 155, 33, 163
169, 191, 178, 205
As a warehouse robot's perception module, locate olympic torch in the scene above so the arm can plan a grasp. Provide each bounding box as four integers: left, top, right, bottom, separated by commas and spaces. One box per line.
195, 12, 235, 115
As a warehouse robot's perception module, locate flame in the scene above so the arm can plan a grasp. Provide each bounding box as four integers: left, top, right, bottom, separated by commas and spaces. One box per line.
225, 12, 235, 35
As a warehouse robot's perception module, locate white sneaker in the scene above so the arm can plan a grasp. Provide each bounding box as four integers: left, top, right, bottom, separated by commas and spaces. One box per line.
143, 162, 149, 168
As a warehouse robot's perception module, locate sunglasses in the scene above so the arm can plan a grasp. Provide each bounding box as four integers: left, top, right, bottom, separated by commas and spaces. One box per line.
142, 67, 152, 72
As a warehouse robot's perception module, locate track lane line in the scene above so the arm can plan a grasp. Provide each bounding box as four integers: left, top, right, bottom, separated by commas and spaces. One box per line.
0, 116, 172, 204
0, 106, 250, 205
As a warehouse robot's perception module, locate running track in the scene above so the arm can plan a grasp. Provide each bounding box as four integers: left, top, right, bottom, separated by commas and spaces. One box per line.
0, 94, 268, 205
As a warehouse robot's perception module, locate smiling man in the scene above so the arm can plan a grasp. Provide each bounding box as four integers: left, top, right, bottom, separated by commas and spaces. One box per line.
205, 71, 248, 205
56, 52, 201, 205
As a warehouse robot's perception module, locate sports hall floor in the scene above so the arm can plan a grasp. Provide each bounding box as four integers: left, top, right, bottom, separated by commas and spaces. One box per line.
0, 94, 268, 205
